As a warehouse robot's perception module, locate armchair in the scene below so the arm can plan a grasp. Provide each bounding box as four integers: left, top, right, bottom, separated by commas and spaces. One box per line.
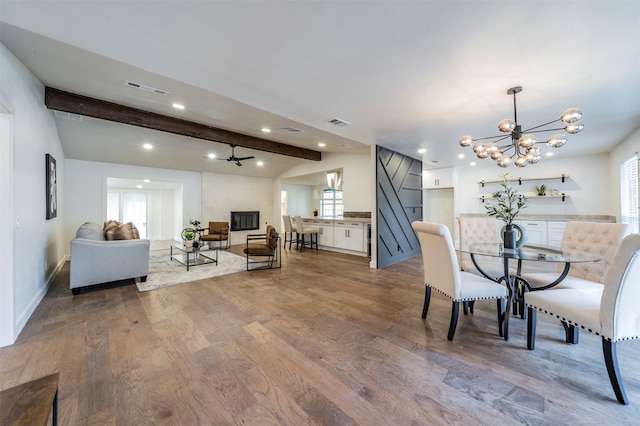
243, 225, 281, 270
199, 221, 230, 249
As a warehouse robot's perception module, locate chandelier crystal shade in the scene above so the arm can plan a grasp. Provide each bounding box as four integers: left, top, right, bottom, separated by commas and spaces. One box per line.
459, 86, 584, 168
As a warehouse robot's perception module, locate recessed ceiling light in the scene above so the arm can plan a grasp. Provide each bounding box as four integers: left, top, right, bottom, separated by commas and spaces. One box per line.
208, 153, 216, 159
418, 148, 427, 154
470, 162, 477, 166
458, 154, 465, 159
257, 161, 264, 166
318, 142, 326, 147
143, 143, 153, 150
262, 128, 271, 133
172, 103, 185, 110
546, 152, 554, 157
136, 185, 143, 189
143, 179, 150, 183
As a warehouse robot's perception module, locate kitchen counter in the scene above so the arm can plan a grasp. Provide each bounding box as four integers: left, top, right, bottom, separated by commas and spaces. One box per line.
303, 216, 371, 223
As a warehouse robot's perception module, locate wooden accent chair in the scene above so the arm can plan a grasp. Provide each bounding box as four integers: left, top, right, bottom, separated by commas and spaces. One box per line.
244, 225, 281, 270
412, 221, 508, 341
525, 233, 640, 405
199, 221, 230, 249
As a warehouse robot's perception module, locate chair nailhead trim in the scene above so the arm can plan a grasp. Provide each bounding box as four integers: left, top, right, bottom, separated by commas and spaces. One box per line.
428, 285, 507, 302
525, 304, 640, 343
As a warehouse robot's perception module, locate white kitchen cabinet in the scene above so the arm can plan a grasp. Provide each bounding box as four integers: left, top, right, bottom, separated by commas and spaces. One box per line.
547, 221, 568, 248
516, 220, 548, 246
334, 221, 364, 252
312, 219, 334, 247
423, 168, 455, 188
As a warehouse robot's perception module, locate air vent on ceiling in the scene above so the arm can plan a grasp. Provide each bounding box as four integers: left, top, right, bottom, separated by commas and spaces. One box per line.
327, 117, 351, 127
281, 126, 303, 133
54, 110, 83, 121
125, 80, 169, 95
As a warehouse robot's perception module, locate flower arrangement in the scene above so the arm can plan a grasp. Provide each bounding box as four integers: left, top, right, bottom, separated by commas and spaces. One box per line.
189, 219, 201, 228
184, 230, 195, 241
485, 173, 527, 226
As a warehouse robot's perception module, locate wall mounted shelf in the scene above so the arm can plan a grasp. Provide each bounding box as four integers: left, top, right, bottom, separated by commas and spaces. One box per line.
479, 174, 570, 187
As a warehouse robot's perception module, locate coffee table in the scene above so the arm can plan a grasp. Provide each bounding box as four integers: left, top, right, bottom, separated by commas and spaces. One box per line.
170, 243, 218, 271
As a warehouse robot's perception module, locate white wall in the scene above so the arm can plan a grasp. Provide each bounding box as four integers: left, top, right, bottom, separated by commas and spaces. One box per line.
64, 160, 201, 251
609, 126, 640, 223
282, 183, 314, 218
452, 153, 612, 218
201, 172, 275, 243
278, 152, 372, 212
0, 44, 66, 346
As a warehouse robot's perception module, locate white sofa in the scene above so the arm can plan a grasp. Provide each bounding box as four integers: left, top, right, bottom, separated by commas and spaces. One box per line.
70, 222, 150, 294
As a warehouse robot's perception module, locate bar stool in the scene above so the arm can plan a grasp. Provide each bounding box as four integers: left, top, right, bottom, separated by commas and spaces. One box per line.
294, 215, 318, 251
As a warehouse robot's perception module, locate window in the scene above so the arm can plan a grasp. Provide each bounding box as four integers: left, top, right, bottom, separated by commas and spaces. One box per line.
321, 189, 343, 217
620, 155, 638, 233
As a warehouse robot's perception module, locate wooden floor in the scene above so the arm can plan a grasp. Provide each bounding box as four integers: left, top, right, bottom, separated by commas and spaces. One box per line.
1, 245, 639, 425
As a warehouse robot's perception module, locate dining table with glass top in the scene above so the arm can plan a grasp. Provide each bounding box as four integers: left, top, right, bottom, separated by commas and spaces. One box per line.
456, 243, 603, 340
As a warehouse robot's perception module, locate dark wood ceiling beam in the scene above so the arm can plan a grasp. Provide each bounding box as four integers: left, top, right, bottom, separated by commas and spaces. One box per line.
44, 87, 321, 161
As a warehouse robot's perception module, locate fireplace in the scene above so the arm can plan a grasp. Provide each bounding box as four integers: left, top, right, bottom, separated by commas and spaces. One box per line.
230, 211, 260, 231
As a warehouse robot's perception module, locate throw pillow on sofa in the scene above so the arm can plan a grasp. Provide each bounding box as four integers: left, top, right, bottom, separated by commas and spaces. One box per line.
104, 220, 140, 240
76, 222, 105, 241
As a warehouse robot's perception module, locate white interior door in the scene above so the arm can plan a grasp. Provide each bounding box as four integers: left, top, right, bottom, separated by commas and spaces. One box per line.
427, 188, 455, 237
122, 193, 147, 238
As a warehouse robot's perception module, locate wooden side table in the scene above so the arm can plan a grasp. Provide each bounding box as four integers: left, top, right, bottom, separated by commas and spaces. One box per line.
0, 372, 60, 426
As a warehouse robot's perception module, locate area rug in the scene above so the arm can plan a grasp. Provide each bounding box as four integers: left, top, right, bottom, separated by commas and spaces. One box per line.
136, 250, 247, 292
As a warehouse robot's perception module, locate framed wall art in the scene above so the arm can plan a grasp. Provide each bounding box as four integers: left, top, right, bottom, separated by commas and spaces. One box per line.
46, 154, 57, 219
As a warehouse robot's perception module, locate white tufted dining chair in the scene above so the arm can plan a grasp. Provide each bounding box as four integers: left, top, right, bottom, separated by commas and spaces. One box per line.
522, 221, 630, 291
459, 216, 508, 281
524, 233, 640, 405
412, 221, 508, 341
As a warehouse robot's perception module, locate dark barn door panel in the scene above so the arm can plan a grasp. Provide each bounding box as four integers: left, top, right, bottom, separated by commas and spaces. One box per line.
376, 146, 422, 268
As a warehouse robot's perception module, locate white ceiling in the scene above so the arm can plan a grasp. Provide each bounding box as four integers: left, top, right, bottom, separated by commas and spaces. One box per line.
1, 1, 639, 181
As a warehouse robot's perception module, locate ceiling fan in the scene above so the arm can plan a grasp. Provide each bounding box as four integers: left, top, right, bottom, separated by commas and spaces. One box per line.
218, 144, 255, 166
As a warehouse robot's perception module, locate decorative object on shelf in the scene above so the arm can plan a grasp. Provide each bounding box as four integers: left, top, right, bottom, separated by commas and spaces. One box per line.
535, 184, 547, 196
313, 208, 319, 217
460, 86, 584, 168
485, 173, 528, 248
549, 188, 559, 196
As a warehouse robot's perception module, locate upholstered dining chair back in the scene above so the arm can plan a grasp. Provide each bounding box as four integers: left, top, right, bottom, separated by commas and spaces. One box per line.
600, 233, 640, 341
559, 221, 630, 283
458, 216, 504, 280
415, 221, 462, 299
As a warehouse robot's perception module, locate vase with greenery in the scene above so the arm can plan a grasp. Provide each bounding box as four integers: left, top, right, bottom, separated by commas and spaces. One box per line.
485, 173, 528, 248
184, 230, 195, 248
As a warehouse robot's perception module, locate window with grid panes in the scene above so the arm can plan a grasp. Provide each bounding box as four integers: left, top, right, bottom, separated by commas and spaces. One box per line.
321, 189, 343, 218
620, 154, 639, 233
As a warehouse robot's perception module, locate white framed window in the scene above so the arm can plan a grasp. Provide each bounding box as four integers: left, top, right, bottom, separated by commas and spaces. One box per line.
620, 154, 638, 233
321, 189, 343, 218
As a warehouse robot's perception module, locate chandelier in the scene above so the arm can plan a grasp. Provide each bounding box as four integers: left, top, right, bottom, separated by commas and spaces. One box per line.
459, 86, 584, 167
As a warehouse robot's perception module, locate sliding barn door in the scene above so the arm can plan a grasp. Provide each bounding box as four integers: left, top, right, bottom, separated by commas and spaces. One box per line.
376, 146, 422, 268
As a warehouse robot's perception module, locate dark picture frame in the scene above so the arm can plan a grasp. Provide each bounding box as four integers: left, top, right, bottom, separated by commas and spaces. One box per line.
46, 154, 57, 219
